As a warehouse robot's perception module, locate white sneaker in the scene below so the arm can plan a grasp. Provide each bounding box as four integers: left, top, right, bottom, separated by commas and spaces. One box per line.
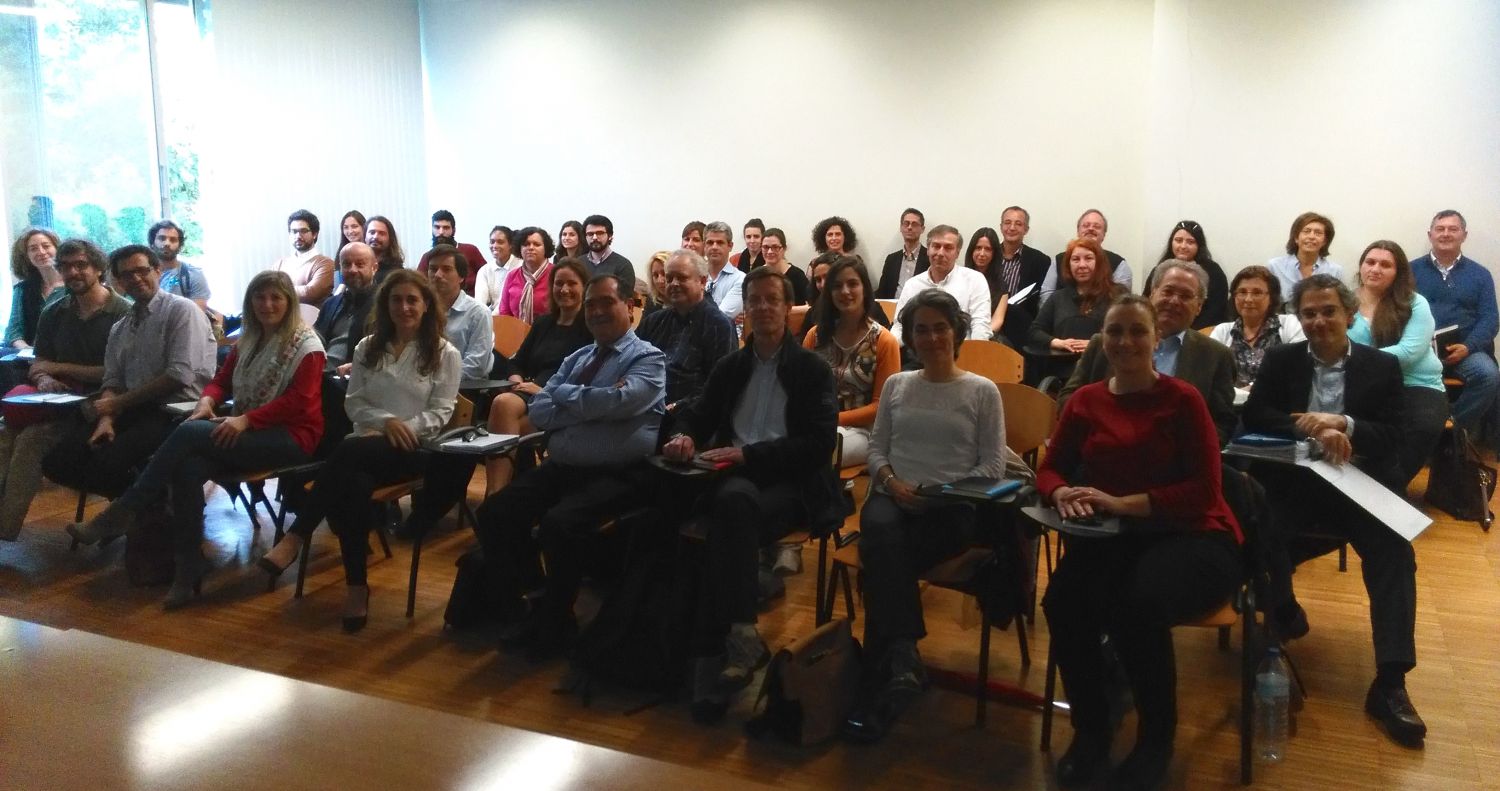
772, 542, 803, 576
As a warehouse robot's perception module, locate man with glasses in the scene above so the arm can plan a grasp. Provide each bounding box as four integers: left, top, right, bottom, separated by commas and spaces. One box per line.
0, 240, 131, 541
46, 244, 216, 517
877, 208, 929, 299
1059, 260, 1236, 443
661, 266, 841, 722
273, 209, 336, 308
1040, 209, 1132, 304
581, 214, 636, 297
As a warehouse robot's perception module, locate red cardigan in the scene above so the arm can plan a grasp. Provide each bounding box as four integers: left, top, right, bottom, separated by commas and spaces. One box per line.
1038, 375, 1241, 542
204, 349, 325, 455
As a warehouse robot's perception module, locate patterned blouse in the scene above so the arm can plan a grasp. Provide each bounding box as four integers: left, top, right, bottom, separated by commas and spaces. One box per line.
816, 320, 883, 413
1228, 313, 1290, 387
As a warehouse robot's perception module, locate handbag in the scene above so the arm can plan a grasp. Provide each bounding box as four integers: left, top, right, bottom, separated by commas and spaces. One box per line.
745, 618, 862, 745
1424, 425, 1495, 530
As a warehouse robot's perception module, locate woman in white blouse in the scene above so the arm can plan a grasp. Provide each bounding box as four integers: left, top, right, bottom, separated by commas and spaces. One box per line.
474, 225, 518, 310
260, 269, 460, 632
851, 288, 1005, 738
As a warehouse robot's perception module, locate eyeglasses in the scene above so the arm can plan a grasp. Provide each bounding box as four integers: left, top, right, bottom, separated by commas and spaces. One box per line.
761, 243, 784, 251
115, 266, 154, 281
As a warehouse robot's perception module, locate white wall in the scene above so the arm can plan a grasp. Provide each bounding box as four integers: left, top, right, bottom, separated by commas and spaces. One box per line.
205, 0, 429, 311
1143, 0, 1500, 277
418, 0, 1157, 276
418, 0, 1500, 292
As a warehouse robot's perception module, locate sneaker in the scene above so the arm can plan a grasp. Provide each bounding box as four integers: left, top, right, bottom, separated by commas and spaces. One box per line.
717, 623, 770, 693
771, 543, 803, 576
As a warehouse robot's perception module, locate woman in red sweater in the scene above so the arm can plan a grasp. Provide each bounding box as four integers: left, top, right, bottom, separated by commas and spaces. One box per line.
1038, 294, 1241, 791
67, 271, 324, 609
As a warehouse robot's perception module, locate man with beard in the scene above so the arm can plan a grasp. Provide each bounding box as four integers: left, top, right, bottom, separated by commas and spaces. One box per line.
582, 214, 636, 296
149, 219, 210, 309
0, 239, 131, 540
364, 215, 405, 284
417, 209, 485, 295
273, 209, 336, 307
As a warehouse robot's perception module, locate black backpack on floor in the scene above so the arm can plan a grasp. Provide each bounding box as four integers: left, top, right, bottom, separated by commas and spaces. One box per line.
443, 546, 518, 630
1425, 425, 1496, 530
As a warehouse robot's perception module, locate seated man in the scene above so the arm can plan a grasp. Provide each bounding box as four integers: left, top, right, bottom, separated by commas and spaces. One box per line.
310, 242, 379, 445
43, 244, 216, 500
476, 274, 665, 659
661, 267, 841, 720
637, 248, 738, 439
890, 224, 992, 343
1059, 260, 1236, 444
0, 239, 131, 540
1412, 210, 1498, 444
274, 209, 336, 308
1241, 274, 1424, 748
426, 244, 494, 380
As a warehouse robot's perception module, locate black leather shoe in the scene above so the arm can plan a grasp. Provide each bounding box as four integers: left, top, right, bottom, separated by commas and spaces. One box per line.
1272, 602, 1310, 641
1365, 682, 1427, 748
1056, 731, 1110, 788
1106, 738, 1172, 791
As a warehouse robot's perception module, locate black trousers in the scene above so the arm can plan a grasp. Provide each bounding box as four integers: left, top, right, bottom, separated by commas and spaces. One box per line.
306, 435, 428, 587
690, 471, 803, 655
1399, 385, 1449, 488
857, 491, 976, 653
475, 460, 641, 615
1042, 530, 1239, 741
409, 453, 478, 528
41, 408, 177, 498
1252, 462, 1418, 670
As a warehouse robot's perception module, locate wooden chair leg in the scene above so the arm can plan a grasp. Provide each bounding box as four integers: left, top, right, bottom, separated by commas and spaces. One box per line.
294, 537, 311, 599
1015, 609, 1031, 668
406, 528, 423, 618
374, 521, 393, 559
841, 565, 856, 622
1040, 639, 1059, 751
1337, 542, 1348, 572
814, 537, 829, 626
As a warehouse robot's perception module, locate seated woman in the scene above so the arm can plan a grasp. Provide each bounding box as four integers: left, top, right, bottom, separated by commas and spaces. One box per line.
66, 271, 325, 609
260, 269, 459, 631
1146, 220, 1229, 328
855, 289, 1004, 733
1350, 240, 1447, 487
1267, 211, 1342, 302
6, 228, 66, 351
759, 228, 809, 305
1028, 238, 1120, 379
963, 226, 1008, 340
1039, 294, 1242, 790
801, 256, 899, 468
496, 226, 555, 324
797, 252, 839, 342
639, 250, 670, 318
484, 257, 591, 494
812, 215, 858, 256
1209, 265, 1304, 388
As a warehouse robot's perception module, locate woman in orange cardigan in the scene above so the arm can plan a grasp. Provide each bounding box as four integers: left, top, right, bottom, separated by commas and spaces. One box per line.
802, 256, 900, 467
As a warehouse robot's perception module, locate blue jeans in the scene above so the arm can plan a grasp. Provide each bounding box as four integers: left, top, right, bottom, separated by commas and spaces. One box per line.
1449, 351, 1500, 441
113, 419, 309, 553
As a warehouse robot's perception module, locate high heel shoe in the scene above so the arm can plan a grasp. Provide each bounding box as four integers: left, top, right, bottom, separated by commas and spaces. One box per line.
342, 586, 370, 633
163, 553, 212, 611
256, 539, 299, 580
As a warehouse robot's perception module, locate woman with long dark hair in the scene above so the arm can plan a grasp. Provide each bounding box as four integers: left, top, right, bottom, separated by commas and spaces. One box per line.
802, 256, 900, 467
337, 210, 367, 258
963, 226, 1005, 338
556, 220, 585, 262
259, 269, 459, 632
1350, 240, 1447, 486
1147, 220, 1229, 328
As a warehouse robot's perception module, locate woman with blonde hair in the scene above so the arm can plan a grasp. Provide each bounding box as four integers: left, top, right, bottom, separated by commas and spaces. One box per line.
67, 271, 326, 608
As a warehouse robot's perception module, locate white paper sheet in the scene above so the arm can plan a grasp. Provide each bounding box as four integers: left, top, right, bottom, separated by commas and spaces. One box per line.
1008, 283, 1036, 305
1295, 458, 1432, 541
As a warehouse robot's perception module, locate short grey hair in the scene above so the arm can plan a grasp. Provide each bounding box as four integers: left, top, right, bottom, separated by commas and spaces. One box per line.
1291, 273, 1358, 315
703, 220, 733, 244
1149, 259, 1209, 302
667, 248, 710, 278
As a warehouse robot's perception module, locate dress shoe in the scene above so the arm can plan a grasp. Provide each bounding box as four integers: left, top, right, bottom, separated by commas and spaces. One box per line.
1106, 737, 1172, 791
1364, 682, 1427, 748
1272, 601, 1310, 641
1055, 731, 1110, 788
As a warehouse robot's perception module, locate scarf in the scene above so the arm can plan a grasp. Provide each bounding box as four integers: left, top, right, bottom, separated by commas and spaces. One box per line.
518, 261, 550, 324
231, 324, 323, 414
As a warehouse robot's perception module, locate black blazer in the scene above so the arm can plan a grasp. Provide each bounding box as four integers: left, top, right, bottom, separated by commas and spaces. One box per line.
1241, 341, 1405, 490
877, 246, 929, 299
1060, 329, 1238, 445
997, 244, 1054, 348
674, 333, 846, 533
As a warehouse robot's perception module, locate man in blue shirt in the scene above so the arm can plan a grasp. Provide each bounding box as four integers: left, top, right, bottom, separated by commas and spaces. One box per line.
477, 274, 665, 659
148, 220, 211, 310
1412, 209, 1498, 444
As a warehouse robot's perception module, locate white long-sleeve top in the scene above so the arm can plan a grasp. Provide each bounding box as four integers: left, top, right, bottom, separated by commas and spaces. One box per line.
890, 265, 993, 342
867, 370, 1005, 487
345, 336, 461, 438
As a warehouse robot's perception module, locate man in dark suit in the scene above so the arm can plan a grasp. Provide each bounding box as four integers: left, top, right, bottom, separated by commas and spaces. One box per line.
876, 208, 929, 299
1242, 274, 1424, 749
1058, 260, 1236, 443
1040, 209, 1132, 304
993, 205, 1053, 348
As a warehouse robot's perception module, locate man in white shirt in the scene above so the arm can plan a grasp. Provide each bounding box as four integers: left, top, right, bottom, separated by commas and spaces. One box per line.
426, 245, 495, 380
891, 225, 991, 342
702, 221, 746, 322
273, 209, 336, 308
1039, 209, 1132, 304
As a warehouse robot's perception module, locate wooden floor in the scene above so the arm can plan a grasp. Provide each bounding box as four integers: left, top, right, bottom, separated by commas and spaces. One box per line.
2, 469, 1498, 790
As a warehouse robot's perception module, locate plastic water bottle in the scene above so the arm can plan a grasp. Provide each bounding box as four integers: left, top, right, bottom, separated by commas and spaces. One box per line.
1255, 647, 1290, 762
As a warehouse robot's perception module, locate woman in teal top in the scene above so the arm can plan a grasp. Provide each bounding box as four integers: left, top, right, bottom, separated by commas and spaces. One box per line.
1350, 240, 1447, 487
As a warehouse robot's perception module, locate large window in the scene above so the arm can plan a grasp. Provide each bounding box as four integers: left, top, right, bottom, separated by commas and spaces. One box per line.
0, 0, 210, 313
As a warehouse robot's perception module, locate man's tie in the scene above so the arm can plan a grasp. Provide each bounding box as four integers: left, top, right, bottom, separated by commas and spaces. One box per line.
571, 345, 616, 385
